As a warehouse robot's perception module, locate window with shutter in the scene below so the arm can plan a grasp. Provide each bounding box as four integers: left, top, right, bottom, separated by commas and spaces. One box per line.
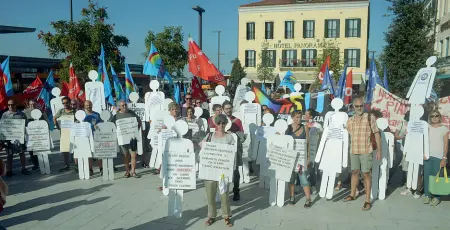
302, 49, 316, 67
326, 19, 339, 38
303, 20, 314, 38
285, 21, 294, 39
345, 49, 359, 67
265, 22, 274, 39
281, 50, 297, 67
346, 19, 359, 38
245, 50, 256, 67
246, 22, 255, 40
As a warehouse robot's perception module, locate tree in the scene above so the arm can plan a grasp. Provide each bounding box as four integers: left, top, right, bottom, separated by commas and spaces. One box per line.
228, 58, 246, 93
310, 39, 344, 91
257, 48, 275, 84
38, 0, 129, 83
381, 0, 435, 97
144, 26, 187, 77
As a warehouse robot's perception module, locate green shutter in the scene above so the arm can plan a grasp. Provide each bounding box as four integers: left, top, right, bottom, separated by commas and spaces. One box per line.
313, 49, 317, 59
294, 50, 298, 60
303, 21, 307, 38
336, 20, 340, 38
273, 51, 277, 67
357, 19, 361, 38
301, 50, 306, 61
345, 19, 349, 38
292, 21, 295, 39
284, 21, 288, 39
356, 49, 360, 67
324, 20, 328, 38
245, 51, 248, 67
344, 49, 348, 66
271, 22, 274, 39
312, 21, 315, 38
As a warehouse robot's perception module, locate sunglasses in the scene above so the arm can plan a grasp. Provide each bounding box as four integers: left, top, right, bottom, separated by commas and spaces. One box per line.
217, 122, 227, 126
196, 101, 201, 104
354, 105, 363, 108
431, 115, 440, 118
185, 98, 192, 100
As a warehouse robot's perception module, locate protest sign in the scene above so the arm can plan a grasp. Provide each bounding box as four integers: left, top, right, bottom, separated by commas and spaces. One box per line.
94, 132, 117, 158
198, 142, 236, 182
0, 119, 25, 143
27, 122, 50, 151
58, 115, 74, 152
242, 103, 259, 126
128, 103, 146, 130
371, 84, 408, 131
438, 96, 450, 134
116, 117, 138, 145
293, 139, 307, 171
233, 85, 250, 111
71, 123, 89, 138
165, 151, 196, 190
266, 143, 297, 182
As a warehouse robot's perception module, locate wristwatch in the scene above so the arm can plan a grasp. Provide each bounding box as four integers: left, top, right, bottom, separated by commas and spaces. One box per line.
443, 157, 447, 159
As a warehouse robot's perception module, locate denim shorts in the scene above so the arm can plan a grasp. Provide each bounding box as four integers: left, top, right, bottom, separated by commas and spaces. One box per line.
289, 171, 310, 187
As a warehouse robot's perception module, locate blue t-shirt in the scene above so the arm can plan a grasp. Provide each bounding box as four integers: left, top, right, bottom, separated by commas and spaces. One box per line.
84, 111, 103, 132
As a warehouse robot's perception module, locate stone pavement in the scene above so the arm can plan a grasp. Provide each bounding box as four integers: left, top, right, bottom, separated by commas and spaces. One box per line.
0, 154, 449, 230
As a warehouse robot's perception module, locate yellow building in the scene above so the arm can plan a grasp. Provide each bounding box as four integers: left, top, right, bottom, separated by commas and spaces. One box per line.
238, 0, 370, 91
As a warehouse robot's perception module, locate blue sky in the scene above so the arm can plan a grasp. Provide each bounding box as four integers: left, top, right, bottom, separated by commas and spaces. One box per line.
0, 0, 391, 75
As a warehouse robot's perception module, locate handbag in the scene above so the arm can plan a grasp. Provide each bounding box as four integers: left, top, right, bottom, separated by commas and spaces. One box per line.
367, 114, 377, 150
429, 167, 450, 196
130, 137, 138, 152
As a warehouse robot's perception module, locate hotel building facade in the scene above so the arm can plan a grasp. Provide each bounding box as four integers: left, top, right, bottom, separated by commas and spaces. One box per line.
238, 0, 370, 91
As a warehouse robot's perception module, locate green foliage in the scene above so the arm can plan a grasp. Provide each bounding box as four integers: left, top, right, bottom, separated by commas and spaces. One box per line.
229, 58, 247, 92
38, 0, 129, 83
310, 39, 344, 91
144, 26, 187, 77
381, 0, 435, 97
257, 48, 275, 83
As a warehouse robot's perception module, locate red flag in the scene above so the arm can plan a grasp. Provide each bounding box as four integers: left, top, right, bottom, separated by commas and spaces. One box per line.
68, 63, 85, 102
344, 69, 353, 105
188, 38, 226, 85
191, 77, 207, 102
0, 66, 7, 110
318, 56, 331, 83
61, 81, 69, 97
23, 76, 43, 98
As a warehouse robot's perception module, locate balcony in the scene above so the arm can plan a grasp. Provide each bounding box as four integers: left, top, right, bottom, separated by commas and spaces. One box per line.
278, 58, 316, 71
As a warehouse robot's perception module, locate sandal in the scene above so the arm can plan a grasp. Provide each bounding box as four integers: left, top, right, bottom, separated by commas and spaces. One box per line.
362, 202, 371, 211
153, 169, 160, 175
335, 182, 342, 191
124, 172, 130, 178
132, 173, 141, 178
205, 218, 215, 226
343, 195, 355, 202
304, 199, 312, 208
224, 218, 233, 227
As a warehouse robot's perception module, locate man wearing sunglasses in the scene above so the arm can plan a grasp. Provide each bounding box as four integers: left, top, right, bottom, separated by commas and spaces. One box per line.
1, 99, 31, 177
53, 97, 76, 172
344, 97, 381, 211
181, 93, 193, 117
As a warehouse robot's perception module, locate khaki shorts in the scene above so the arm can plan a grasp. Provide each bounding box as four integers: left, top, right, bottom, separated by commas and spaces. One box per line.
350, 152, 373, 173
119, 144, 136, 155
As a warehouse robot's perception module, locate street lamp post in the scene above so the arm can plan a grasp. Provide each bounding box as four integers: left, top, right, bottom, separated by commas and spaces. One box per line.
70, 0, 73, 22
192, 6, 205, 49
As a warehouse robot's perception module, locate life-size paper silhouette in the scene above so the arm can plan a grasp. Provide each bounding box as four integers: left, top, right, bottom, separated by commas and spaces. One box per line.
26, 109, 54, 174
145, 80, 166, 123
50, 87, 64, 117
323, 98, 348, 129
315, 101, 349, 199
71, 111, 95, 180
127, 92, 144, 155
265, 119, 295, 207
163, 120, 195, 218
406, 56, 437, 106
403, 105, 429, 190
95, 110, 118, 181
85, 70, 106, 113
254, 114, 276, 189
209, 85, 230, 115
371, 118, 394, 200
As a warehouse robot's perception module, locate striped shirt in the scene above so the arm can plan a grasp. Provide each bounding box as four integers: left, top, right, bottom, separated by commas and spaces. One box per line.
347, 113, 379, 155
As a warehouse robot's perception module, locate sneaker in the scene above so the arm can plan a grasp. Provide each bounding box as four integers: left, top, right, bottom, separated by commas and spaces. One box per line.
423, 196, 431, 204
289, 196, 295, 205
21, 168, 31, 175
400, 188, 412, 196
430, 197, 441, 206
413, 193, 422, 199
32, 165, 40, 171
59, 164, 70, 172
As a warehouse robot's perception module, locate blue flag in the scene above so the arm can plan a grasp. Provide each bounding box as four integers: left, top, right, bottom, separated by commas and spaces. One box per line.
38, 71, 56, 130
110, 64, 126, 103
174, 84, 180, 104
336, 64, 348, 99
144, 43, 173, 85
321, 65, 335, 95
366, 53, 380, 104
98, 44, 115, 105
1, 56, 13, 96
279, 70, 296, 92
125, 63, 136, 102
383, 65, 389, 91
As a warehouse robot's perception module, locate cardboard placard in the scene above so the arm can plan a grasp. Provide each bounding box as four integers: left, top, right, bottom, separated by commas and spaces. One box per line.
198, 142, 236, 182
266, 143, 297, 182
165, 151, 196, 190
26, 122, 50, 151
116, 117, 138, 145
293, 139, 307, 171
243, 104, 259, 126
94, 132, 117, 158
371, 84, 408, 131
71, 123, 90, 138
58, 115, 74, 152
0, 119, 25, 143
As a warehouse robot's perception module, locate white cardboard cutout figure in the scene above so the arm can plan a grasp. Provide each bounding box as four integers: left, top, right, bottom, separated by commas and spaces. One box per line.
209, 85, 230, 115
85, 70, 106, 113
163, 120, 195, 218
50, 88, 64, 117
406, 56, 437, 106
266, 119, 294, 207
193, 107, 207, 171
95, 110, 117, 181
232, 78, 251, 112
26, 109, 53, 174
127, 92, 144, 155
145, 80, 166, 123
157, 115, 177, 196
71, 111, 95, 180
315, 112, 349, 199
323, 98, 348, 129
255, 114, 276, 189
371, 118, 394, 200
403, 106, 429, 190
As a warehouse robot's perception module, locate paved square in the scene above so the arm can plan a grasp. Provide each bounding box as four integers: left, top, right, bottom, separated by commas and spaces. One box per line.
0, 154, 449, 230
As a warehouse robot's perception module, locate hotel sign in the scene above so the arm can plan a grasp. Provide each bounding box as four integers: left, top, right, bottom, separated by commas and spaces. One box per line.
261, 40, 340, 49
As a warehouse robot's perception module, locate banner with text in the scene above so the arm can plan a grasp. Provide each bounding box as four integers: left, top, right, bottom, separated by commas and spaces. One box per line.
371, 84, 408, 131
198, 142, 236, 182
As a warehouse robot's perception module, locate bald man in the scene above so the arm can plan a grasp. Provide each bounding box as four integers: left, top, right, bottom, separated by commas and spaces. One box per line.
82, 100, 103, 176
